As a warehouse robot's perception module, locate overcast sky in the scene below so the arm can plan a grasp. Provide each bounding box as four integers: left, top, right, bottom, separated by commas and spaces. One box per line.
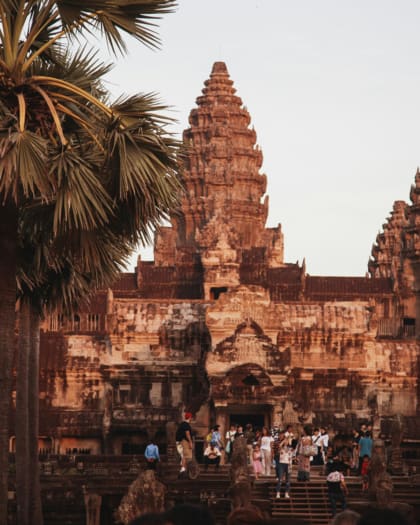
101, 0, 420, 276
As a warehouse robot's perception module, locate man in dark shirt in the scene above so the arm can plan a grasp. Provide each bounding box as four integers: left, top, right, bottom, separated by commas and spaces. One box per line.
175, 412, 193, 474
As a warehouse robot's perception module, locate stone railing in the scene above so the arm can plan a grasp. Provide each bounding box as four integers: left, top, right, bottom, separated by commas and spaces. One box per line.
377, 318, 416, 338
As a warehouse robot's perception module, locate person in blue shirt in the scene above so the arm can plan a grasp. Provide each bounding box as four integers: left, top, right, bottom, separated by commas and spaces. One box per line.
144, 438, 160, 470
358, 433, 373, 473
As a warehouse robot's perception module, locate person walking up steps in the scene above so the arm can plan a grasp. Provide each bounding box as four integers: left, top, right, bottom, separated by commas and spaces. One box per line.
326, 456, 348, 517
175, 412, 193, 476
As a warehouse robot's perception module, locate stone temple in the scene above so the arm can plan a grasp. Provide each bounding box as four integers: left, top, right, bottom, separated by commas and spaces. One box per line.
30, 61, 419, 458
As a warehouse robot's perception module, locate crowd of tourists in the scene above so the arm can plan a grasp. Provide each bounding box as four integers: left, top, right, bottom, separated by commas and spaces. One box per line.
134, 415, 413, 525
173, 416, 379, 516
203, 421, 374, 493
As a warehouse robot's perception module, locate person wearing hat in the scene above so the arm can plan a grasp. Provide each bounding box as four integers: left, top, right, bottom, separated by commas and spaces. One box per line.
175, 412, 193, 475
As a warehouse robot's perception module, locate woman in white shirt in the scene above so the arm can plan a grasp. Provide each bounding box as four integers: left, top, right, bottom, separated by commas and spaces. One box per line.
260, 426, 274, 476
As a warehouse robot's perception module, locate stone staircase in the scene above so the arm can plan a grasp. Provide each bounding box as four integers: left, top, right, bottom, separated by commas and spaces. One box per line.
166, 464, 420, 525
9, 458, 419, 525
268, 480, 331, 525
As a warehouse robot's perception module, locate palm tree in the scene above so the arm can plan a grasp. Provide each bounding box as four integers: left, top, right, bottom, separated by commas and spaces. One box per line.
0, 1, 180, 522
16, 207, 137, 525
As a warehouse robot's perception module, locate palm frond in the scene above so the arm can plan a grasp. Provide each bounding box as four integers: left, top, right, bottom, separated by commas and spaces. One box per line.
0, 130, 50, 202
50, 147, 113, 234
56, 0, 178, 54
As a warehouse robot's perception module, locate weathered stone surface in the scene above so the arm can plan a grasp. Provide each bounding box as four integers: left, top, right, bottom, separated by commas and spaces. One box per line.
114, 470, 165, 524
11, 61, 419, 464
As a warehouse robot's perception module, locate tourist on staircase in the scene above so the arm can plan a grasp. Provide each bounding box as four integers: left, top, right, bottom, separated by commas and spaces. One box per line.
360, 454, 371, 492
296, 426, 313, 482
225, 423, 237, 463
175, 412, 194, 477
326, 456, 348, 517
351, 428, 361, 473
311, 427, 324, 466
211, 424, 224, 451
260, 426, 274, 476
252, 444, 263, 479
320, 426, 329, 464
273, 429, 293, 499
357, 430, 373, 474
144, 438, 160, 470
203, 441, 221, 471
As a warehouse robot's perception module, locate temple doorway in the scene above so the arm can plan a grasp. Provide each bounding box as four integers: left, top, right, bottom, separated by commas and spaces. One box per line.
230, 414, 265, 430
225, 404, 272, 431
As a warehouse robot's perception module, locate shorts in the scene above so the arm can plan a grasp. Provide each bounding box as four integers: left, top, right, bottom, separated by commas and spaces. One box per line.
176, 440, 192, 460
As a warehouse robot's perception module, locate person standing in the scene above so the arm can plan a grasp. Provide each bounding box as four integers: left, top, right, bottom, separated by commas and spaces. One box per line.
351, 429, 361, 472
319, 427, 329, 463
175, 412, 193, 476
252, 444, 263, 479
225, 424, 237, 463
297, 426, 313, 482
311, 428, 324, 465
144, 438, 160, 470
358, 432, 373, 473
211, 424, 223, 451
360, 454, 370, 492
235, 425, 244, 439
273, 430, 293, 499
260, 427, 273, 476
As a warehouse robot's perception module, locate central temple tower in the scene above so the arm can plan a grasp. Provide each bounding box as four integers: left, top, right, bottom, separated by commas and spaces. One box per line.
153, 62, 285, 298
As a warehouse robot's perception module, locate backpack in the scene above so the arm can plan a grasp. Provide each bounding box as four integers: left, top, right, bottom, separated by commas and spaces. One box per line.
206, 432, 213, 443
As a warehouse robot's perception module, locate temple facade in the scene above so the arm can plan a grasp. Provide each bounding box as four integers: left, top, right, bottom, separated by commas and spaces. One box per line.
25, 62, 419, 456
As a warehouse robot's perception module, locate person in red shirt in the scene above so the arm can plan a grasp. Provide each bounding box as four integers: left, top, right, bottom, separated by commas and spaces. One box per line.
360, 455, 370, 491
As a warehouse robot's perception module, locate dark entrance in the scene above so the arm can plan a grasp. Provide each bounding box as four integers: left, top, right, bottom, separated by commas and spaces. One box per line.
229, 414, 265, 431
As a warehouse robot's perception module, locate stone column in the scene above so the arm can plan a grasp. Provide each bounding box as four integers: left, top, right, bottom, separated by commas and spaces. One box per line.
83, 489, 102, 525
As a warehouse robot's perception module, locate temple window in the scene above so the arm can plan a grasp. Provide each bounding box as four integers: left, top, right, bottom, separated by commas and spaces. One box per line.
87, 314, 100, 331
402, 317, 415, 337
210, 286, 228, 300
49, 313, 64, 331
72, 314, 80, 332
383, 299, 390, 319
116, 384, 131, 404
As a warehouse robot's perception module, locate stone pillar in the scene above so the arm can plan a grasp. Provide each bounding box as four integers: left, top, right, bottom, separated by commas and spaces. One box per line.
390, 417, 404, 475
83, 489, 102, 525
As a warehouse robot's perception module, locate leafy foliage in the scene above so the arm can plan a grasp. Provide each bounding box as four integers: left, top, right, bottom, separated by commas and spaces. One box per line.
0, 0, 181, 308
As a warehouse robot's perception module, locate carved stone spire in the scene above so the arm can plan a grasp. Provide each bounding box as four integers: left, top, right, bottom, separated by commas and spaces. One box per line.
154, 61, 284, 273
400, 170, 420, 336
179, 61, 269, 249
404, 167, 420, 260
368, 200, 408, 279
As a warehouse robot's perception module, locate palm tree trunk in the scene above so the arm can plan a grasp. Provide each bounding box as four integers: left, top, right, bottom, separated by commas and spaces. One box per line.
0, 201, 18, 524
29, 308, 43, 524
16, 303, 43, 525
16, 301, 30, 525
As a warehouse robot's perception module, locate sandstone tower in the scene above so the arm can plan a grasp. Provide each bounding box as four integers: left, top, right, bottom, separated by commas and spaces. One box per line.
19, 62, 419, 458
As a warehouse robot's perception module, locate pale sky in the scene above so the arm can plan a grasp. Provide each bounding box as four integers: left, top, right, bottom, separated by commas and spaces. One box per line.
101, 0, 420, 276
